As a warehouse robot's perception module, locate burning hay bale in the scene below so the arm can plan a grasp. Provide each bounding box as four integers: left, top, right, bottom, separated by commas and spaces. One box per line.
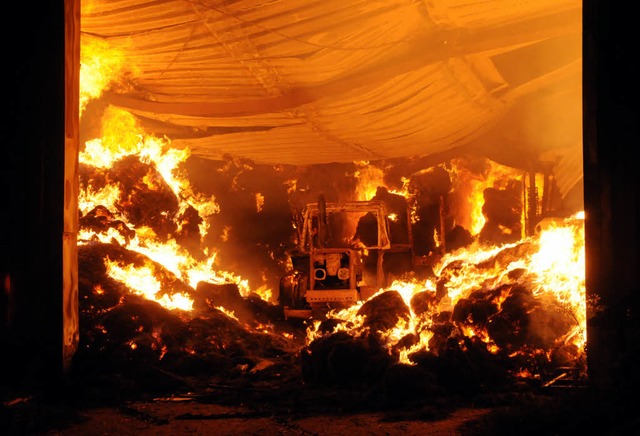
409, 289, 439, 316
76, 242, 299, 396
79, 242, 196, 298
80, 157, 181, 241
358, 290, 411, 332
75, 135, 316, 399
194, 281, 284, 327
299, 291, 514, 399
74, 121, 587, 407
478, 181, 522, 245
79, 205, 137, 244
301, 235, 587, 394
300, 331, 394, 388
300, 291, 412, 387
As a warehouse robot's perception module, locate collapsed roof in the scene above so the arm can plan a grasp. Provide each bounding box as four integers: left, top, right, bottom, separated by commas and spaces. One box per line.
81, 0, 583, 198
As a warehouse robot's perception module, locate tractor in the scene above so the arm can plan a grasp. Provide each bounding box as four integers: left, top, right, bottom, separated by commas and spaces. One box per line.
278, 194, 425, 319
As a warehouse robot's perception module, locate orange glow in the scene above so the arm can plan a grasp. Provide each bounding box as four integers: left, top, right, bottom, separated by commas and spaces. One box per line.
353, 161, 385, 200
449, 158, 525, 236
255, 193, 265, 213
80, 36, 131, 116
78, 24, 584, 380
105, 258, 193, 311
531, 216, 586, 349
78, 36, 278, 307
306, 214, 586, 373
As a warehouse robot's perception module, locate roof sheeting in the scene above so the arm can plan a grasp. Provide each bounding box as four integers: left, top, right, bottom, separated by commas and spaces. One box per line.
81, 0, 582, 189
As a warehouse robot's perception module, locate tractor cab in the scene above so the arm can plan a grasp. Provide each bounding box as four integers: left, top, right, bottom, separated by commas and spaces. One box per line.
279, 195, 413, 319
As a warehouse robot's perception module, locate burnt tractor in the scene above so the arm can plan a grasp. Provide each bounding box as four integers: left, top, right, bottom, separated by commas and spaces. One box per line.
279, 194, 427, 319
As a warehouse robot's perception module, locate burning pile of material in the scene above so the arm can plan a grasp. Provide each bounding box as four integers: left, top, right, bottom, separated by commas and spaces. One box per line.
73, 37, 587, 405
75, 113, 587, 399
301, 225, 586, 395
75, 108, 307, 396
77, 241, 296, 389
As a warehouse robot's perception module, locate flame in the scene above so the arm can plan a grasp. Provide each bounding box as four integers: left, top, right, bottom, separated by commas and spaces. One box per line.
307, 213, 587, 375
284, 179, 298, 195
352, 162, 411, 203
105, 258, 193, 311
80, 34, 584, 378
353, 161, 385, 200
80, 36, 132, 116
79, 99, 272, 311
530, 216, 586, 349
216, 306, 238, 320
78, 183, 121, 214
255, 193, 265, 213
448, 158, 525, 236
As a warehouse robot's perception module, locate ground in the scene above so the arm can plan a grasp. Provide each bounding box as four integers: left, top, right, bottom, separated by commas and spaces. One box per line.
3, 371, 638, 435
2, 276, 638, 435
28, 400, 494, 435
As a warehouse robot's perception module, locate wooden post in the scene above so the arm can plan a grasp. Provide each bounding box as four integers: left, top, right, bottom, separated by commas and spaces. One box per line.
527, 169, 537, 237
63, 0, 80, 372
1, 1, 68, 388
583, 0, 638, 394
438, 194, 446, 253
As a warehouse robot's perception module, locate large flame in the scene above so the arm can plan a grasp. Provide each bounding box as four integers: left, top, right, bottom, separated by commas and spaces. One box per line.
105, 258, 194, 311
353, 161, 386, 200
78, 118, 270, 307
79, 39, 271, 310
80, 36, 132, 116
308, 214, 586, 375
448, 158, 525, 236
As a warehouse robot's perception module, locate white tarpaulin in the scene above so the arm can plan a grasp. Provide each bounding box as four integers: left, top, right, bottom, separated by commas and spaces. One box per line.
81, 0, 582, 196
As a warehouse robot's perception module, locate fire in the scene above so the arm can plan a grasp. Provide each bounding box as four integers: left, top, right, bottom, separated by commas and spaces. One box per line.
353, 162, 411, 202
433, 242, 519, 305
78, 32, 585, 384
79, 69, 271, 310
307, 214, 587, 376
81, 108, 144, 167
448, 158, 525, 236
105, 258, 193, 311
530, 215, 586, 349
292, 155, 586, 378
353, 161, 384, 200
255, 193, 265, 213
79, 143, 264, 303
80, 36, 131, 116
78, 182, 121, 213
